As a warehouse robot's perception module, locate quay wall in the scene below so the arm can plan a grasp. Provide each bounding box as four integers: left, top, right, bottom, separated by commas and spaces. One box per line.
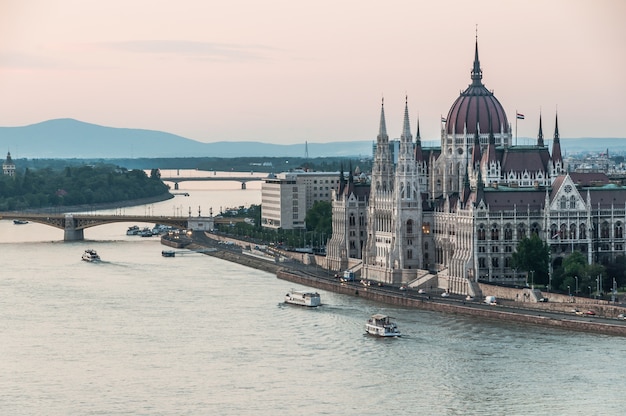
277, 270, 626, 337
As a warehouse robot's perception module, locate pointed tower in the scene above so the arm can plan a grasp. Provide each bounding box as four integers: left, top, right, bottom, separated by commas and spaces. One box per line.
391, 96, 423, 272
551, 113, 564, 177
537, 113, 544, 147
364, 98, 398, 284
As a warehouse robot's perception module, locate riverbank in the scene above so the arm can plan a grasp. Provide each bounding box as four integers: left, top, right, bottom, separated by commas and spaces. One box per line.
20, 192, 174, 214
187, 231, 626, 337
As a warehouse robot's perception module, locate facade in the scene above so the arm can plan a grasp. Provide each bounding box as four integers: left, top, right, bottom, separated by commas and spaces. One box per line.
261, 171, 340, 230
326, 39, 626, 296
3, 151, 15, 176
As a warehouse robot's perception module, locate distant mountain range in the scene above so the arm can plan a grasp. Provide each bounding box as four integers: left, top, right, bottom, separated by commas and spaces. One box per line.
0, 118, 623, 159
0, 119, 373, 159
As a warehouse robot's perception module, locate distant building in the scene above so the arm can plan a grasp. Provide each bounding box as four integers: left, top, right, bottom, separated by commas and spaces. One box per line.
3, 151, 15, 176
261, 171, 340, 230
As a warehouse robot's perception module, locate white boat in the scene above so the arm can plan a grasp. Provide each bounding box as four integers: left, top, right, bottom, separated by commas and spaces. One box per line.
82, 249, 101, 262
126, 225, 140, 235
365, 314, 401, 337
284, 290, 321, 307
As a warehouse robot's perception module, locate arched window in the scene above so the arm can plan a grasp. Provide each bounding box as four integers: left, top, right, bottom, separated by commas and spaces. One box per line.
349, 213, 356, 226
407, 219, 413, 235
569, 195, 576, 209
531, 223, 541, 236
616, 222, 623, 239
601, 221, 610, 238
570, 223, 577, 240
579, 223, 587, 239
491, 223, 499, 241
560, 223, 567, 240
560, 196, 567, 209
550, 224, 558, 239
517, 223, 526, 240
504, 224, 513, 240
492, 257, 499, 268
478, 224, 486, 241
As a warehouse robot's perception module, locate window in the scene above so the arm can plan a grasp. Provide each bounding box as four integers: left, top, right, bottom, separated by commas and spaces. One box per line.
491, 224, 499, 241
570, 223, 577, 239
580, 223, 587, 239
569, 195, 576, 209
407, 219, 413, 234
615, 222, 623, 239
478, 224, 486, 240
531, 223, 540, 236
504, 224, 513, 240
560, 195, 567, 209
407, 249, 413, 260
492, 257, 499, 268
601, 221, 610, 238
479, 257, 486, 268
517, 224, 526, 240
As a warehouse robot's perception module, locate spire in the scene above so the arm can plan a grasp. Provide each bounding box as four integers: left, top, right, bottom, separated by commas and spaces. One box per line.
378, 97, 388, 142
537, 112, 544, 147
338, 162, 346, 196
401, 95, 411, 142
471, 128, 482, 167
471, 35, 483, 86
551, 112, 562, 164
414, 116, 424, 162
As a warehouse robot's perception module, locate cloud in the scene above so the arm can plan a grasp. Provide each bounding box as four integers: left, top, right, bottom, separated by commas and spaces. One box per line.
98, 40, 280, 62
0, 51, 65, 70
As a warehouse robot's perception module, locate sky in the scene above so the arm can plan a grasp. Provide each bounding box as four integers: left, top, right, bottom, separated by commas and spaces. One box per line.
0, 0, 624, 145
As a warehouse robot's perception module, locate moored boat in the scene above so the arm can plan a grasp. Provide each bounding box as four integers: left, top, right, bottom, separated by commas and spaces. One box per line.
365, 314, 401, 337
126, 225, 140, 235
161, 250, 176, 257
13, 219, 29, 225
82, 249, 101, 262
284, 290, 321, 307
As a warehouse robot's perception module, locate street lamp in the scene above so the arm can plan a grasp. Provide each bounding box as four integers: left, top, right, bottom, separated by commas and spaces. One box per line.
531, 270, 535, 289
588, 286, 592, 297
575, 275, 578, 296
568, 285, 571, 296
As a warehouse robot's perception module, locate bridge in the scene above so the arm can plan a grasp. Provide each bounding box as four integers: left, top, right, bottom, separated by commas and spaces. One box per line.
0, 212, 245, 241
160, 175, 266, 190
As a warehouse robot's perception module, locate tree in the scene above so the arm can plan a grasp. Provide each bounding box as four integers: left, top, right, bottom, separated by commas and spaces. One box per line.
511, 234, 550, 285
305, 201, 332, 236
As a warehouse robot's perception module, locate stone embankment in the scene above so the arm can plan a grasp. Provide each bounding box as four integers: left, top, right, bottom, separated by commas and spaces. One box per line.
188, 232, 626, 337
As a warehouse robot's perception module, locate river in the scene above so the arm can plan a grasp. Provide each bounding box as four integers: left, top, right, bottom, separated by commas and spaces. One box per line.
1, 174, 625, 415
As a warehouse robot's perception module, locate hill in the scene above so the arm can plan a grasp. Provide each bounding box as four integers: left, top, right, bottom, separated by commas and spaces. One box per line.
0, 118, 623, 159
0, 119, 373, 159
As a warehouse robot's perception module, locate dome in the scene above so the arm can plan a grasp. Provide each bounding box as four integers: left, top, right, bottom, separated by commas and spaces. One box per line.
445, 41, 508, 136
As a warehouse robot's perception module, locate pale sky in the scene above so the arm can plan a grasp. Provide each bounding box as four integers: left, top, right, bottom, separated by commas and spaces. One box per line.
0, 0, 624, 145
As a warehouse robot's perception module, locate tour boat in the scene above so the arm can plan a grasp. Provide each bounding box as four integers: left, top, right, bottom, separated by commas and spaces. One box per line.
13, 219, 29, 225
284, 290, 321, 307
365, 314, 401, 337
82, 249, 101, 262
161, 250, 176, 257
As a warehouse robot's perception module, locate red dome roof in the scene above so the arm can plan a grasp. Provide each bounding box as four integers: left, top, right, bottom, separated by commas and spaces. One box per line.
445, 41, 508, 136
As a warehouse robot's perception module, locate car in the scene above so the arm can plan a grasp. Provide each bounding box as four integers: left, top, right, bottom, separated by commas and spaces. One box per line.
441, 292, 450, 298
585, 310, 596, 316
617, 313, 625, 320
538, 297, 548, 302
399, 285, 408, 291
418, 289, 426, 294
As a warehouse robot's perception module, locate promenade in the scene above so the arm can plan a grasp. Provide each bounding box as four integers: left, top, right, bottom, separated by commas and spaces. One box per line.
189, 231, 626, 337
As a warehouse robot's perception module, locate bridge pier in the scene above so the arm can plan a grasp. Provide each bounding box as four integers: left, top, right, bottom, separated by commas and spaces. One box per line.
174, 182, 179, 190
64, 214, 84, 241
241, 182, 246, 190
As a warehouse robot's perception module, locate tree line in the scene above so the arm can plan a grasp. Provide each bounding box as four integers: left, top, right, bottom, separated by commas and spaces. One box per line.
0, 164, 169, 211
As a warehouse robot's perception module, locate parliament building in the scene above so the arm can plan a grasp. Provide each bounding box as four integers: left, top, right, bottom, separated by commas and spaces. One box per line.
326, 40, 626, 296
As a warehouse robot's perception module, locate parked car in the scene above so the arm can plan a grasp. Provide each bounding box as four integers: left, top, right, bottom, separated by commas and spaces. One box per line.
585, 310, 596, 316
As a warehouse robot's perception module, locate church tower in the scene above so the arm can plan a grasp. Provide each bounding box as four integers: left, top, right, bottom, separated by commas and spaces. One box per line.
3, 151, 15, 177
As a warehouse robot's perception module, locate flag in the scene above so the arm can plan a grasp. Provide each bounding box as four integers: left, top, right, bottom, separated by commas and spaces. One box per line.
441, 117, 447, 123
516, 113, 525, 120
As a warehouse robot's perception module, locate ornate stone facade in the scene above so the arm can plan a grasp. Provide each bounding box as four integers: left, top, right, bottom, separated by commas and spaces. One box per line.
326, 39, 626, 296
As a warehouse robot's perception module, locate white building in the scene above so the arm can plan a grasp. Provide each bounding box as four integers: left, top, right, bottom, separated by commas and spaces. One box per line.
261, 171, 340, 230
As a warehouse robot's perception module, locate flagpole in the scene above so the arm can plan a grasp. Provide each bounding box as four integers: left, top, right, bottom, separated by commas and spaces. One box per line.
515, 109, 518, 146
